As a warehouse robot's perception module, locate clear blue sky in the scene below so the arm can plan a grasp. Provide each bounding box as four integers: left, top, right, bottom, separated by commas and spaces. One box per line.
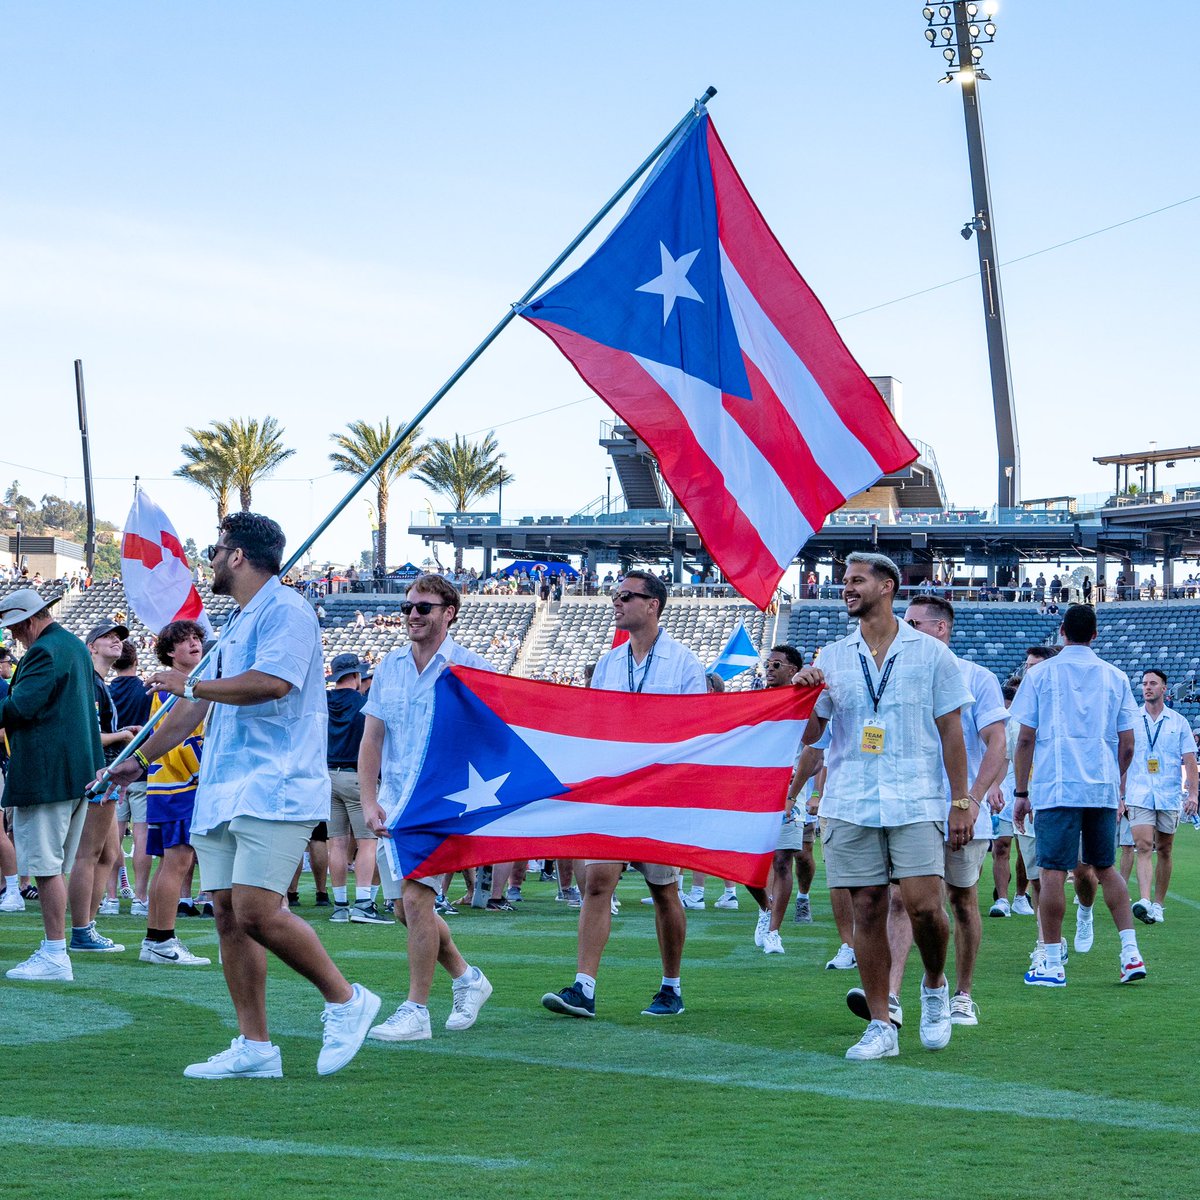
1, 1, 1194, 576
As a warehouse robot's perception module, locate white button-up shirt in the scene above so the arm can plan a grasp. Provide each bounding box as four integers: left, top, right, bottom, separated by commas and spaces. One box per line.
193, 576, 329, 835
1008, 644, 1137, 811
591, 628, 706, 696
364, 634, 493, 820
1124, 704, 1195, 811
815, 619, 971, 827
944, 656, 1008, 840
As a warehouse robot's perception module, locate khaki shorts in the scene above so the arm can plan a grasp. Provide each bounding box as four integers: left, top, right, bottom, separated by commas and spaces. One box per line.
13, 798, 89, 877
820, 818, 945, 888
944, 838, 989, 889
1127, 805, 1181, 836
117, 781, 147, 825
585, 860, 681, 887
375, 839, 441, 900
993, 818, 1015, 838
1015, 830, 1039, 880
777, 818, 815, 851
328, 769, 372, 840
1117, 816, 1134, 848
192, 816, 315, 895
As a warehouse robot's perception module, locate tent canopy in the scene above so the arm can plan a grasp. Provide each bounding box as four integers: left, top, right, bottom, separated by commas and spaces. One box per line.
498, 559, 578, 578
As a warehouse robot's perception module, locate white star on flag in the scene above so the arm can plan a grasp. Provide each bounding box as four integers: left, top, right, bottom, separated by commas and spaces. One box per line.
637, 241, 703, 324
444, 764, 511, 815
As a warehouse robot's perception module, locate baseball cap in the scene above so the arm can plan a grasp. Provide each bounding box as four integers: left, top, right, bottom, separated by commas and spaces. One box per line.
0, 588, 60, 628
85, 620, 131, 644
327, 652, 362, 682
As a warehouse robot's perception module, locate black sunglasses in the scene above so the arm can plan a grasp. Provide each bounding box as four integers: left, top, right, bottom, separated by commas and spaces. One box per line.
204, 543, 233, 562
400, 600, 451, 615
613, 590, 654, 603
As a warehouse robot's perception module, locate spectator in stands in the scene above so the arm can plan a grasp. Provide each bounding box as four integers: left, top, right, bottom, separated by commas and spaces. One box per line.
1035, 572, 1046, 601
1147, 574, 1157, 600
1097, 574, 1107, 602
1, 589, 105, 980
1049, 575, 1062, 604
354, 610, 365, 629
1082, 576, 1093, 605
1021, 578, 1033, 602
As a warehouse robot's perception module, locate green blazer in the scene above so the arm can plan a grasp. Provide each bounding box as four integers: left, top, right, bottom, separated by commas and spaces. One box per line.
0, 622, 105, 807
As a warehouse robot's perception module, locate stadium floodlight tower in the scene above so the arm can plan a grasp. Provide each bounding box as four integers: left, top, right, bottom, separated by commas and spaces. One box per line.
922, 2, 1020, 512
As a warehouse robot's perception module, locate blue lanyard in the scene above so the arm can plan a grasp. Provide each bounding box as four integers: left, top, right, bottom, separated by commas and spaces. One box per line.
858, 652, 897, 715
627, 632, 662, 694
1143, 714, 1165, 753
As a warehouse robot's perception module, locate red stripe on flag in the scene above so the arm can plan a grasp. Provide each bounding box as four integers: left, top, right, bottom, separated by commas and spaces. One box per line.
411, 834, 772, 888
160, 529, 188, 564
523, 318, 783, 608
611, 628, 629, 648
725, 355, 847, 529
451, 665, 819, 742
174, 588, 206, 622
706, 120, 917, 475
121, 532, 163, 569
560, 763, 791, 811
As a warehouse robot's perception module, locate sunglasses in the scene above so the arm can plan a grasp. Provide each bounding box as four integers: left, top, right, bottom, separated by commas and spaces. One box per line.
400, 600, 451, 615
613, 590, 654, 603
204, 543, 232, 562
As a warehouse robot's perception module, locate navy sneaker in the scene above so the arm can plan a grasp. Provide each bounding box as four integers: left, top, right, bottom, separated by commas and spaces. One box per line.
641, 987, 684, 1017
70, 923, 125, 954
541, 983, 596, 1018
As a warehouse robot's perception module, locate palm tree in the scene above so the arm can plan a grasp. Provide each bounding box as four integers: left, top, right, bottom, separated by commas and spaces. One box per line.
411, 432, 514, 570
329, 419, 426, 574
175, 428, 234, 523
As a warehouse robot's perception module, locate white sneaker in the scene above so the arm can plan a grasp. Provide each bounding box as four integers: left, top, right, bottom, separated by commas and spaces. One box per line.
1151, 902, 1164, 923
369, 1001, 432, 1042
949, 991, 979, 1025
845, 1019, 899, 1061
1074, 906, 1094, 952
5, 946, 73, 981
919, 982, 952, 1050
714, 891, 739, 910
826, 943, 857, 970
130, 898, 149, 917
140, 937, 211, 966
610, 897, 620, 916
640, 896, 655, 906
1012, 894, 1035, 916
681, 893, 706, 910
1132, 898, 1155, 925
317, 983, 382, 1075
753, 909, 771, 947
98, 897, 120, 916
762, 929, 784, 955
446, 968, 493, 1031
184, 1036, 282, 1079
0, 890, 26, 914
989, 897, 1011, 918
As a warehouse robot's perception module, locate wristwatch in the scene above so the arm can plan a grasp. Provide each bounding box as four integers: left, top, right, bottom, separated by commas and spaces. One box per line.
183, 675, 199, 701
951, 797, 974, 810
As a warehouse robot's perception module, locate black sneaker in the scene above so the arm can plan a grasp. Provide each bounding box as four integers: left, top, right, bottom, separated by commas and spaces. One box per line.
538, 869, 558, 883
486, 898, 516, 912
20, 885, 39, 901
314, 892, 331, 908
349, 901, 390, 925
641, 987, 685, 1017
177, 900, 201, 918
541, 982, 595, 1018
287, 891, 301, 906
200, 900, 215, 918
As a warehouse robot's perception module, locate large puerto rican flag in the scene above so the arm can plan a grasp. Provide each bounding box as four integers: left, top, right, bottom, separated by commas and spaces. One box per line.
518, 111, 917, 609
121, 490, 212, 636
386, 666, 820, 886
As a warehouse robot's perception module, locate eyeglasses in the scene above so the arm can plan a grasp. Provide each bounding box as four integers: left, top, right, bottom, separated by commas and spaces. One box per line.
400, 600, 451, 616
204, 543, 232, 562
613, 590, 654, 604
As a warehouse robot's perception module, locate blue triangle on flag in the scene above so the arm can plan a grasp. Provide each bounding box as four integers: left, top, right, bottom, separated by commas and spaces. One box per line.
708, 619, 760, 681
390, 670, 568, 874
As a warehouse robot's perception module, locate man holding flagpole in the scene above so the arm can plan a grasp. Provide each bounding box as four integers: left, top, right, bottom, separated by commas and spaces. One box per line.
542, 570, 706, 1020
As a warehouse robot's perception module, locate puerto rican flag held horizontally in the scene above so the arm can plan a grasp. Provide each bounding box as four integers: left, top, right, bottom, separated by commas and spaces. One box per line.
120, 490, 212, 637
386, 666, 821, 887
519, 112, 918, 609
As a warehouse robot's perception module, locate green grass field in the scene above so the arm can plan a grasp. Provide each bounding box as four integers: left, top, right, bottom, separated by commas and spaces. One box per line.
3, 839, 1200, 1199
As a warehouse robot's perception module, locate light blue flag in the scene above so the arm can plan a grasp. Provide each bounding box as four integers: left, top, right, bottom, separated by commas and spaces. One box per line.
708, 620, 759, 681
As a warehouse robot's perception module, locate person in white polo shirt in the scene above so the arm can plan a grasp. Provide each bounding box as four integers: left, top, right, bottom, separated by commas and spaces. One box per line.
793, 553, 973, 1061
1011, 604, 1146, 987
1123, 668, 1198, 925
542, 570, 706, 1021
107, 513, 380, 1078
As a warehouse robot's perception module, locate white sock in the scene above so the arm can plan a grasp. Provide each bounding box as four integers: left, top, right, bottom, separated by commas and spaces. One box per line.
1119, 928, 1139, 956
661, 976, 681, 993
355, 886, 371, 903
452, 964, 479, 987
403, 1000, 428, 1013
721, 887, 736, 897
575, 972, 596, 1000
370, 884, 379, 901
4, 874, 18, 893
797, 893, 809, 901
43, 938, 67, 955
1078, 903, 1093, 916
689, 886, 704, 898
243, 1038, 273, 1052
1045, 942, 1063, 968
332, 886, 347, 904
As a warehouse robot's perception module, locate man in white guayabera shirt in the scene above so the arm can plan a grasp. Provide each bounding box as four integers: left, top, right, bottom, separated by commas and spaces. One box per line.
792, 553, 972, 1062
1123, 668, 1197, 925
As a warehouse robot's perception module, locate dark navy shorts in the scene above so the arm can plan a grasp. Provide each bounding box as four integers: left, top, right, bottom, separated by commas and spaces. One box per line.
1034, 806, 1117, 872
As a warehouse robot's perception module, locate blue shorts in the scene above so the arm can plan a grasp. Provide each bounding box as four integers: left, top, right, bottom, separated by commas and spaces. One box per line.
147, 819, 192, 857
1035, 807, 1117, 872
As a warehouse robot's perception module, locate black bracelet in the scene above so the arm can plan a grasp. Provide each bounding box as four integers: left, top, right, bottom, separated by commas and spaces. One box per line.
1014, 790, 1029, 798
